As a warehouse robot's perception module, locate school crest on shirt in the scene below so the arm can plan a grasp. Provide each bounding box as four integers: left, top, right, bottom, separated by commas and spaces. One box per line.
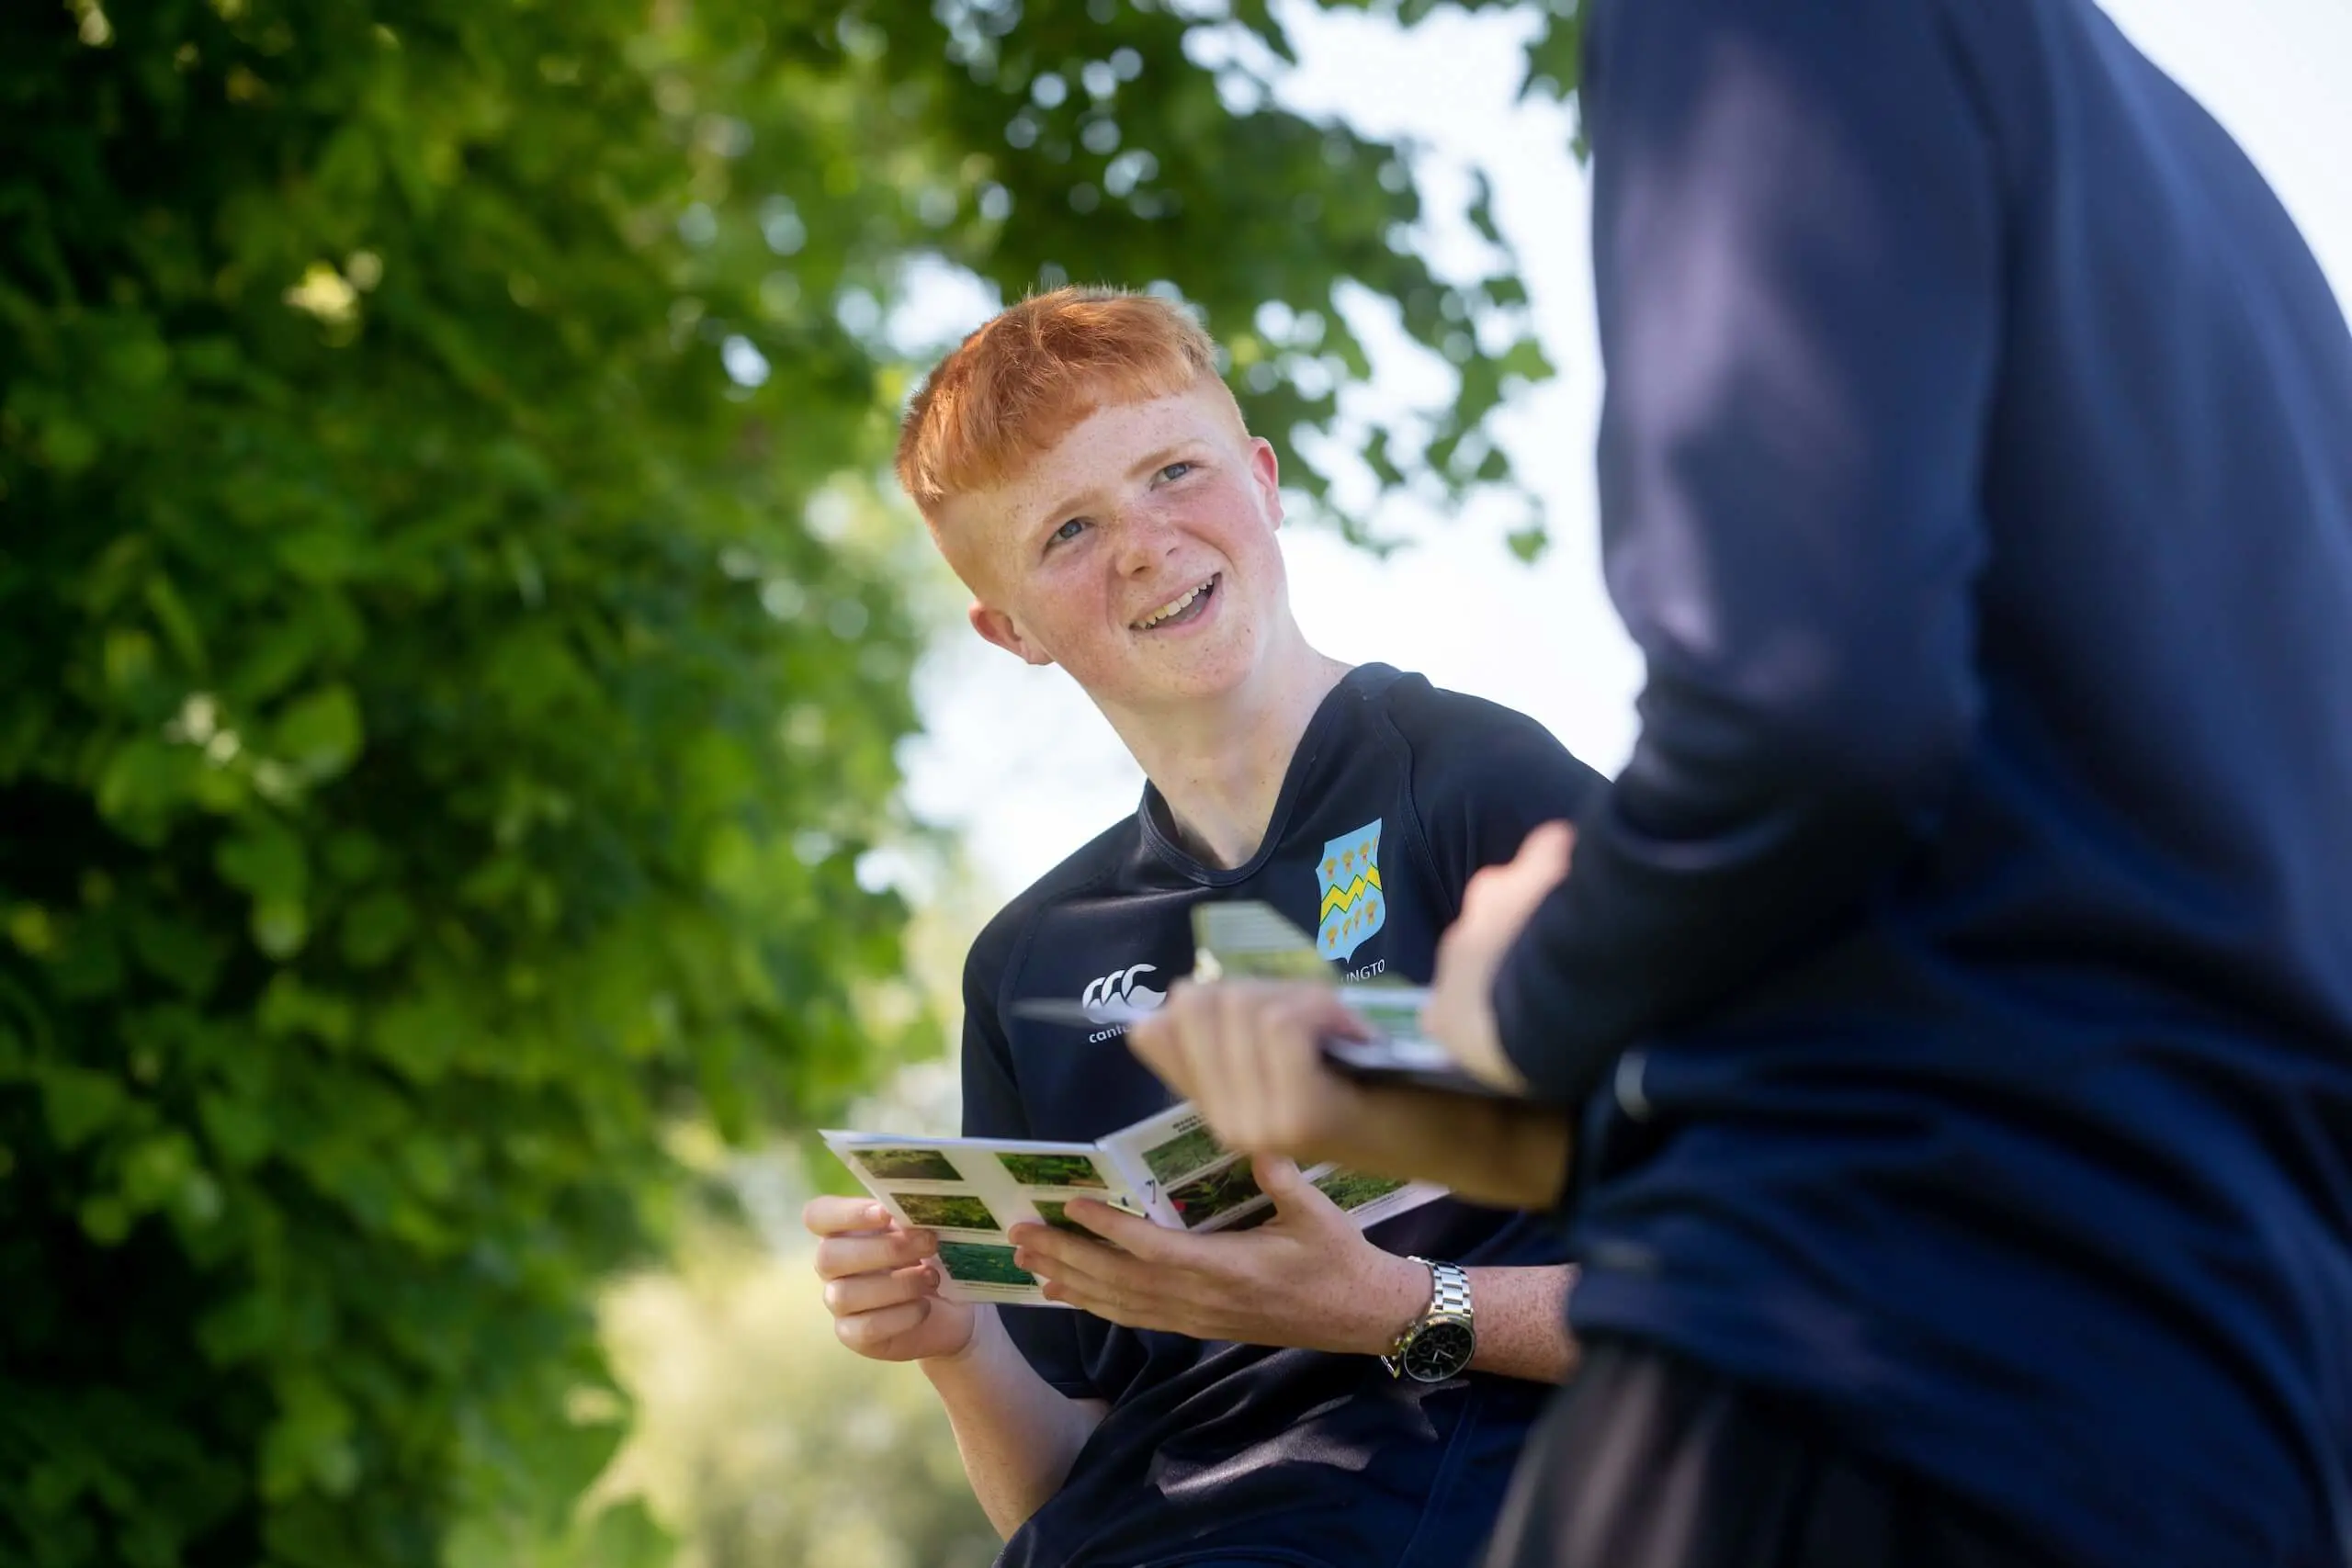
1316, 818, 1385, 963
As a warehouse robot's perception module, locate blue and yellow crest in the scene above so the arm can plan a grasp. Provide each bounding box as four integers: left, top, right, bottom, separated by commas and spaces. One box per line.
1317, 818, 1385, 963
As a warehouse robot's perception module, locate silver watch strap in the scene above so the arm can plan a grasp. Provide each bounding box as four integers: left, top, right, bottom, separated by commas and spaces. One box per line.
1383, 1257, 1475, 1375
1415, 1258, 1474, 1324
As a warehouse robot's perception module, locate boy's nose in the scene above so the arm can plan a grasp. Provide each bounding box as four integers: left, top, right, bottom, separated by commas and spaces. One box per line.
1114, 511, 1182, 575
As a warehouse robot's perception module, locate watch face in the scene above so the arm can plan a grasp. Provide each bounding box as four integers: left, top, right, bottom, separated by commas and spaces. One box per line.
1402, 1320, 1475, 1382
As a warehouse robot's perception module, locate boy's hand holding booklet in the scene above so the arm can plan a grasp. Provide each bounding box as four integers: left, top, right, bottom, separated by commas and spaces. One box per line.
822, 1105, 1443, 1304
821, 901, 1474, 1305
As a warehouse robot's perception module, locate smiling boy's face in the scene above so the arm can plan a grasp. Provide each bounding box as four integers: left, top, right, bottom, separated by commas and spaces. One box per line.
933, 378, 1292, 716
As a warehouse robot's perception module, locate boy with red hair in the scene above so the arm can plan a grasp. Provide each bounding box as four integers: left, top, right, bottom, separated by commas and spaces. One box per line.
802, 287, 1602, 1568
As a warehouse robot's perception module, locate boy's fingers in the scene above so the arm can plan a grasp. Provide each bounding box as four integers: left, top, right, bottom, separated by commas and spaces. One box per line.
835, 1298, 932, 1351
1013, 1218, 1139, 1275
1253, 1154, 1315, 1203
1014, 1233, 1130, 1292
1057, 1199, 1159, 1249
813, 1226, 935, 1281
802, 1194, 889, 1237
822, 1263, 933, 1318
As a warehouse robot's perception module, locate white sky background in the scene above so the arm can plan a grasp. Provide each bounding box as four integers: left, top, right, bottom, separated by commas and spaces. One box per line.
894, 0, 2352, 905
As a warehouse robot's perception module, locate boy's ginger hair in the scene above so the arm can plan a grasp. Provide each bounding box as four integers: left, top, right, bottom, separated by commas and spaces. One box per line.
896, 286, 1244, 520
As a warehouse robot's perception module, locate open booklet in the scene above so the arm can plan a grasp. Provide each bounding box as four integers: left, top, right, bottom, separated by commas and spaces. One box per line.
822, 1101, 1444, 1306
823, 900, 1494, 1307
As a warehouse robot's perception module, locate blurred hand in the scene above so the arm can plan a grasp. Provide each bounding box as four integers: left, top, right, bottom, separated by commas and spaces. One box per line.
804, 1195, 978, 1363
1008, 1156, 1426, 1355
1422, 820, 1576, 1092
1126, 979, 1374, 1164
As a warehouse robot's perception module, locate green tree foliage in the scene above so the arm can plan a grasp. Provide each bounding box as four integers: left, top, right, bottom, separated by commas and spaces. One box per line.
0, 1, 1577, 1564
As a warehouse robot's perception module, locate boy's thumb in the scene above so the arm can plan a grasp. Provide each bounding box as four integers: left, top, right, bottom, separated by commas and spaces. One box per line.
1253, 1154, 1317, 1207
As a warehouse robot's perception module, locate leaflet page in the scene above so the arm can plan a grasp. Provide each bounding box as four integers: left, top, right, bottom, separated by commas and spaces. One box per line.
1317, 987, 1510, 1099
820, 1131, 1148, 1307
1295, 1164, 1448, 1231
1095, 1103, 1449, 1237
1096, 1102, 1278, 1234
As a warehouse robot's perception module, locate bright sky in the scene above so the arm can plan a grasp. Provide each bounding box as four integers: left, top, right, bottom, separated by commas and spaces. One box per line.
897, 0, 2352, 905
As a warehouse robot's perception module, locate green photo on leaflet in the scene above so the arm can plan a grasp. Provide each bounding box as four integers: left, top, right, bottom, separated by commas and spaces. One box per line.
1000, 1152, 1107, 1189
853, 1146, 963, 1183
1216, 947, 1331, 983
1032, 1200, 1090, 1235
1141, 1124, 1227, 1185
1167, 1160, 1268, 1230
895, 1193, 999, 1232
936, 1241, 1035, 1288
1312, 1169, 1409, 1211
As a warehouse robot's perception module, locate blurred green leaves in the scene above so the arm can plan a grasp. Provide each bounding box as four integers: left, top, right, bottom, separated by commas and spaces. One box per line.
0, 0, 1578, 1564
4, 0, 926, 1560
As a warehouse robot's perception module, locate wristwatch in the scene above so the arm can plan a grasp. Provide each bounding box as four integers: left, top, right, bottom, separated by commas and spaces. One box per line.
1381, 1258, 1476, 1382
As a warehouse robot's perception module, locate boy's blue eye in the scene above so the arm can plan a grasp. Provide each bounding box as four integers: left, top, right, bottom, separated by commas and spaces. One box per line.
1051, 518, 1089, 545
1159, 461, 1193, 482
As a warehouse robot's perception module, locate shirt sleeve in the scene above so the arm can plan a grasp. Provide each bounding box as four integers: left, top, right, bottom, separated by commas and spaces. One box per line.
957, 933, 1102, 1400
1493, 0, 2001, 1105
1404, 692, 1611, 921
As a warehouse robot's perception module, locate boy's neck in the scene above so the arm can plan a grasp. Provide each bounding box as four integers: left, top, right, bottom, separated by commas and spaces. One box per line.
1104, 631, 1353, 871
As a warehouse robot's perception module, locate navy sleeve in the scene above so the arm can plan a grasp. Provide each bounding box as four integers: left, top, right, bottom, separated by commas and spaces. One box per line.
957, 932, 1102, 1400
1493, 0, 2000, 1104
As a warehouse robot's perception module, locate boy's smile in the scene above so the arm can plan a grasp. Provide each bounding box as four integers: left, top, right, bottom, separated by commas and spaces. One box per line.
1133, 573, 1219, 633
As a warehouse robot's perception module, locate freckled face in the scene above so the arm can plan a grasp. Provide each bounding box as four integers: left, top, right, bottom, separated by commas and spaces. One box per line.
940, 384, 1291, 712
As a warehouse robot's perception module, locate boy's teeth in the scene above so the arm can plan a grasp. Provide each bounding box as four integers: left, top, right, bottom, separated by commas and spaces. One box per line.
1139, 580, 1208, 628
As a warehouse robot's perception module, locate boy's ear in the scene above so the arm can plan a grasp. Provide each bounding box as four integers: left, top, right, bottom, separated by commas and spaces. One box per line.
969, 601, 1056, 667
1250, 436, 1284, 530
